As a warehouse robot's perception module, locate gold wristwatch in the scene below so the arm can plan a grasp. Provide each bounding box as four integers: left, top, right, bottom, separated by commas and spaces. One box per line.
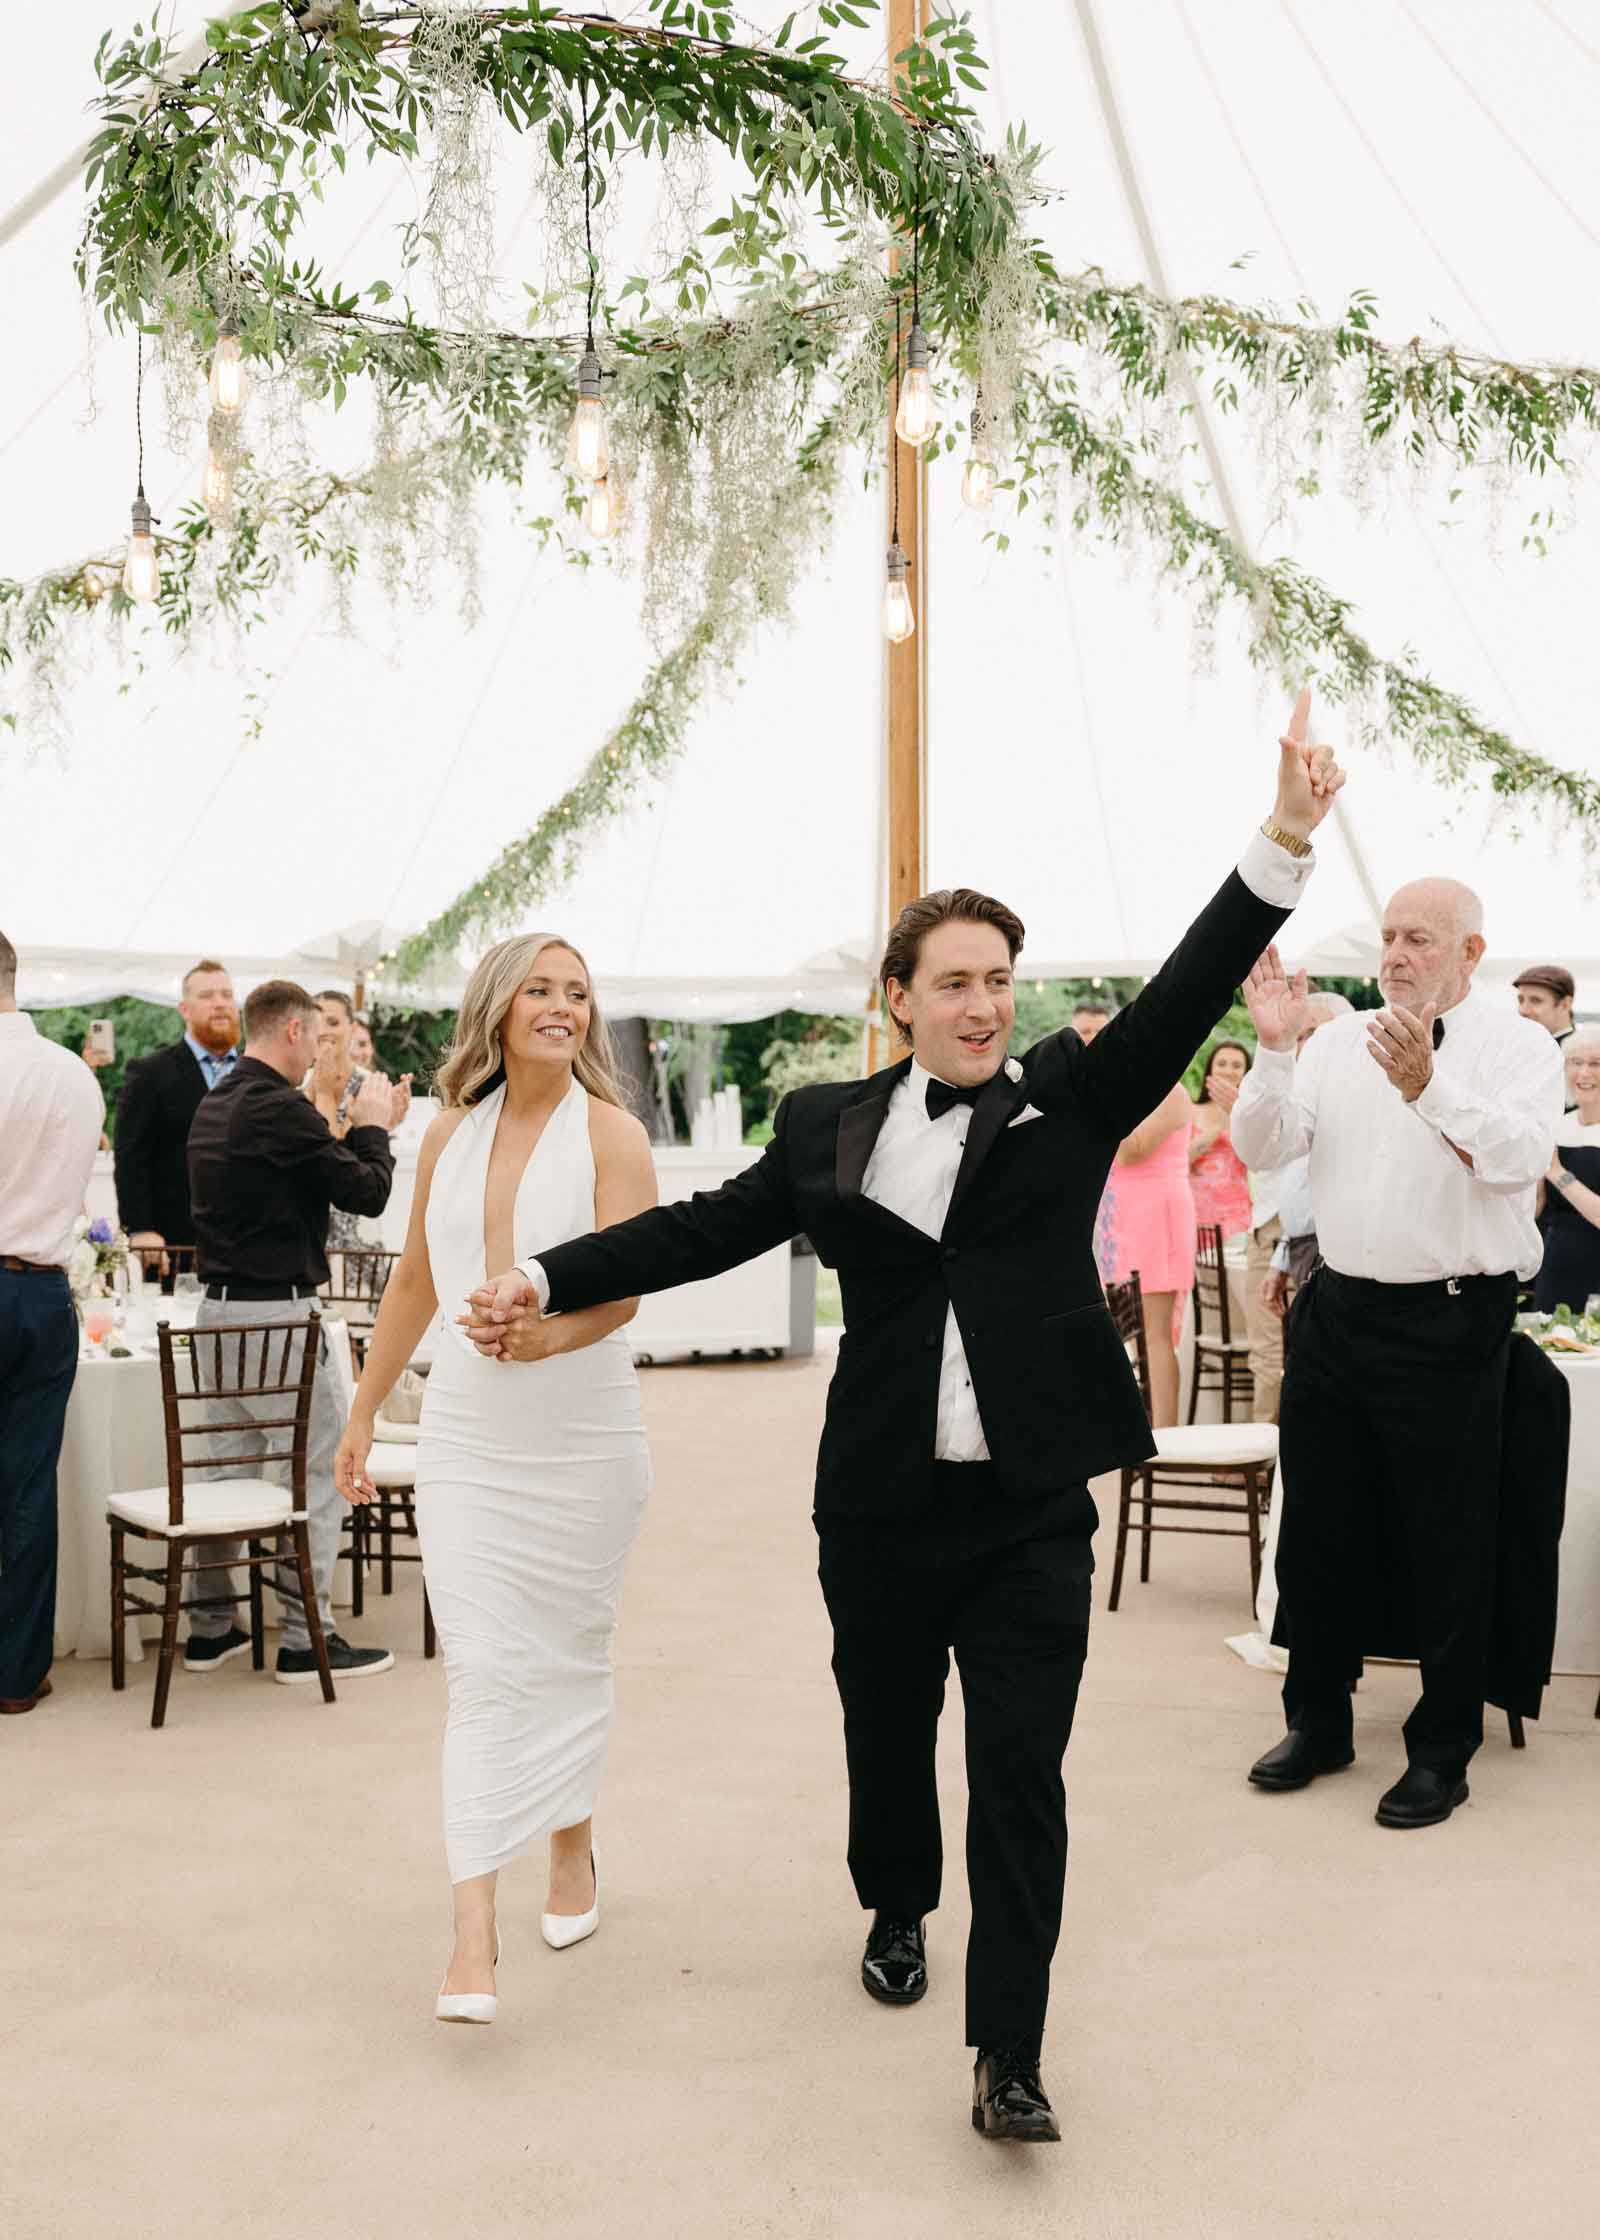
1260, 817, 1313, 859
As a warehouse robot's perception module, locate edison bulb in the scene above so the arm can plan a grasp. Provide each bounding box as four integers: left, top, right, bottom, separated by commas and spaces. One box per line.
123, 524, 160, 604
567, 396, 609, 481
882, 576, 915, 642
209, 318, 247, 415
895, 364, 936, 447
584, 472, 622, 540
962, 454, 997, 508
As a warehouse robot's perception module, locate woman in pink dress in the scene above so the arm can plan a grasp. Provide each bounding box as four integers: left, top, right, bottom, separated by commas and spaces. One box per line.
1094, 1081, 1196, 1426
1188, 1040, 1253, 1240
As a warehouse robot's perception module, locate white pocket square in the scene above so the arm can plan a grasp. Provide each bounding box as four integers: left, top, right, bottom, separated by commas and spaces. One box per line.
1008, 1104, 1046, 1128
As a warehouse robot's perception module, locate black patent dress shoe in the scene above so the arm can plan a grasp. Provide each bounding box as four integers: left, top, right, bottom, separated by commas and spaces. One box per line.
1375, 1766, 1469, 1828
860, 1913, 927, 2005
972, 2048, 1061, 2143
1248, 1731, 1356, 1791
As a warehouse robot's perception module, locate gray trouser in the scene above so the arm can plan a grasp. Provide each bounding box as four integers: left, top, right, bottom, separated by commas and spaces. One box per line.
187, 1295, 343, 1652
1244, 1217, 1284, 1424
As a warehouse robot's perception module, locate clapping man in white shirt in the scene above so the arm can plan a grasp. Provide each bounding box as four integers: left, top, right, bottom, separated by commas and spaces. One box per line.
1233, 881, 1562, 1828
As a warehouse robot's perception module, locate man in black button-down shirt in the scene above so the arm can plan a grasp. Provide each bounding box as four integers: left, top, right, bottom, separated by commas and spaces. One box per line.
184, 979, 398, 1683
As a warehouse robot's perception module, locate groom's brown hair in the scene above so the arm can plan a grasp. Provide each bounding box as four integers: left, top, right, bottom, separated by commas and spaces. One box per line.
880, 888, 1026, 1045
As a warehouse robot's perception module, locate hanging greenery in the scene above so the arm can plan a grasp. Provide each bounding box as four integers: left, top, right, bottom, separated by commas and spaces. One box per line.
4, 0, 1600, 978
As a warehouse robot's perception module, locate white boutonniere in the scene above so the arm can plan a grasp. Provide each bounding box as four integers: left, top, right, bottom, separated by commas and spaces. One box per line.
1004, 1057, 1024, 1084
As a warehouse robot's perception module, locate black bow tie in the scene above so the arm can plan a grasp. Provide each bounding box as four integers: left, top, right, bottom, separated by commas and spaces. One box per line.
925, 1076, 985, 1122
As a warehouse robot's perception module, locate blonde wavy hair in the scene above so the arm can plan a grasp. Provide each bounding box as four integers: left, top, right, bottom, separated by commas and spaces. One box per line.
433, 932, 629, 1111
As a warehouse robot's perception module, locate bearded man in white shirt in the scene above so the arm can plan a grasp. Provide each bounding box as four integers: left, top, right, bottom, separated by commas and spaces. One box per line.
1233, 880, 1562, 1829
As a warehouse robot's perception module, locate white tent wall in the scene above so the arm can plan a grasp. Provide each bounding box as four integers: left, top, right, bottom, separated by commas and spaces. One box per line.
4, 3, 1600, 1010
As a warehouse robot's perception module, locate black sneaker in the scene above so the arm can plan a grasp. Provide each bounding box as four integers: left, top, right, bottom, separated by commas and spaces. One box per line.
274, 1631, 395, 1685
183, 1626, 251, 1671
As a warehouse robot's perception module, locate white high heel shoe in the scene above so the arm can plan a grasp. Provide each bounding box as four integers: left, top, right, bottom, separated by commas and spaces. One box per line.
541, 1842, 600, 1952
435, 1931, 500, 2025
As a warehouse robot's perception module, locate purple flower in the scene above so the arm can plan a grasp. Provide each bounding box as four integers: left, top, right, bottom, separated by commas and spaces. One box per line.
87, 1217, 115, 1244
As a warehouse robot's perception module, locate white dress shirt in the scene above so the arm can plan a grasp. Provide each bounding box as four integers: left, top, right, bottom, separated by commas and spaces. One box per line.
0, 1011, 105, 1265
1232, 992, 1562, 1283
863, 1059, 992, 1460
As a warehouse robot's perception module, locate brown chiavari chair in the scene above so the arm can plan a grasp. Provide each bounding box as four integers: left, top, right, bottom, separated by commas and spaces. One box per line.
1188, 1222, 1253, 1422
320, 1248, 401, 1369
107, 1313, 335, 1726
1105, 1272, 1278, 1610
322, 1315, 435, 1659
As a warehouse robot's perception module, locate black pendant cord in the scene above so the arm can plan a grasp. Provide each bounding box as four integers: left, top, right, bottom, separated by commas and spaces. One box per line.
135, 327, 146, 501
911, 202, 920, 327
580, 87, 597, 352
890, 313, 903, 547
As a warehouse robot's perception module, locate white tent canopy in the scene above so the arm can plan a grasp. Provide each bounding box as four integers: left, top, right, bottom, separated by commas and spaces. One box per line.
5, 2, 1599, 1016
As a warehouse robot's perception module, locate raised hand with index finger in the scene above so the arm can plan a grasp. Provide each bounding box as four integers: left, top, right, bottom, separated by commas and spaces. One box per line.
1271, 685, 1346, 843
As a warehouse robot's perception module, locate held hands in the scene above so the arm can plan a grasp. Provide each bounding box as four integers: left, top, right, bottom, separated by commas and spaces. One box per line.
1365, 1004, 1436, 1103
1272, 686, 1346, 842
1243, 944, 1315, 1054
460, 1268, 539, 1360
334, 1417, 376, 1506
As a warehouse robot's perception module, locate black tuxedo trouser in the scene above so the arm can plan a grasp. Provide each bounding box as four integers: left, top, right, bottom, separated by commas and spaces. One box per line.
816, 1464, 1093, 2052
1276, 1267, 1516, 1777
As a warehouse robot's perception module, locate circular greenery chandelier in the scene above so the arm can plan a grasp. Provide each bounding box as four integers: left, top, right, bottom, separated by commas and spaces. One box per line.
4, 1, 1600, 980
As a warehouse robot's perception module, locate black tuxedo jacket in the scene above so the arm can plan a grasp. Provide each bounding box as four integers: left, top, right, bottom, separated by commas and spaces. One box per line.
539, 867, 1292, 1523
114, 1039, 218, 1242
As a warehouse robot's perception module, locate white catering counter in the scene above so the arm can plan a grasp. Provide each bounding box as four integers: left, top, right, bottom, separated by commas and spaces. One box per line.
86, 1132, 804, 1362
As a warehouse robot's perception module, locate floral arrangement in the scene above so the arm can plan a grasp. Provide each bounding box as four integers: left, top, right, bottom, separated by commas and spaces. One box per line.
68, 1214, 128, 1302
1524, 1303, 1600, 1356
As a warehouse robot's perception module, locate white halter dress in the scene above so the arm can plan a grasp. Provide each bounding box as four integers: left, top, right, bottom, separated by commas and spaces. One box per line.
416, 1079, 650, 1883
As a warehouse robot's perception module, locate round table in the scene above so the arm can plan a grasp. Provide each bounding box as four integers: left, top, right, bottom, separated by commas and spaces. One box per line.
1229, 1352, 1600, 1678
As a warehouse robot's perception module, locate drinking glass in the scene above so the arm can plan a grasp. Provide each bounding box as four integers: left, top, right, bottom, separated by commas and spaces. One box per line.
173, 1272, 202, 1300
83, 1304, 114, 1350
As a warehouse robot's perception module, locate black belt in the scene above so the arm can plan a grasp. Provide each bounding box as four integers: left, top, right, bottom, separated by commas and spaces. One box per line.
1320, 1268, 1515, 1304
0, 1256, 66, 1278
203, 1280, 321, 1301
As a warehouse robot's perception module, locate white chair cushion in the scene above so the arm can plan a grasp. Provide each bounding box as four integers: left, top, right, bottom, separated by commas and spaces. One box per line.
107, 1478, 301, 1538
1194, 1335, 1250, 1354
365, 1441, 417, 1490
373, 1414, 419, 1445
1152, 1423, 1279, 1468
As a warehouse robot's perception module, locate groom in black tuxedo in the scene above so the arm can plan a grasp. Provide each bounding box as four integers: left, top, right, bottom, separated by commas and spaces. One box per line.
465, 700, 1342, 2140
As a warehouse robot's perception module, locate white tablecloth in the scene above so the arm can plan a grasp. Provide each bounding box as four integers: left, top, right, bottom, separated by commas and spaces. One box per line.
1229, 1353, 1600, 1679
55, 1349, 167, 1662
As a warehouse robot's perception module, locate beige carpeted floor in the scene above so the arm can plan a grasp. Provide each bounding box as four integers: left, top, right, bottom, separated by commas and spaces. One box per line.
10, 1346, 1599, 2240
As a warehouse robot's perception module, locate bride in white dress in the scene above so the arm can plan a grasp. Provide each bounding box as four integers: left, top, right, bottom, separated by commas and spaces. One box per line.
334, 933, 655, 2021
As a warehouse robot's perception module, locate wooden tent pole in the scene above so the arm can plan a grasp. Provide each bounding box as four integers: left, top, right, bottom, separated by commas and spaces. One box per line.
872, 0, 928, 1073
